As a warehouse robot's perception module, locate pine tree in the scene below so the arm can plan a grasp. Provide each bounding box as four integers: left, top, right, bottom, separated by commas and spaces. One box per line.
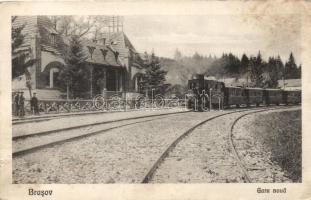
142, 53, 168, 95
276, 55, 285, 80
256, 52, 265, 87
240, 54, 249, 75
284, 52, 299, 79
249, 52, 265, 87
59, 35, 89, 98
297, 64, 302, 78
224, 53, 241, 76
264, 57, 279, 88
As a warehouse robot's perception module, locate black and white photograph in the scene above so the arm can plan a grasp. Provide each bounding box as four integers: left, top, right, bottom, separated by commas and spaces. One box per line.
10, 14, 302, 184
2, 1, 311, 199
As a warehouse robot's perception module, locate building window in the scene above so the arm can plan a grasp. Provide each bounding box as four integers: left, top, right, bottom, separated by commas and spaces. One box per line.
50, 33, 56, 45
48, 68, 60, 88
100, 49, 108, 60
87, 46, 96, 59
114, 51, 119, 61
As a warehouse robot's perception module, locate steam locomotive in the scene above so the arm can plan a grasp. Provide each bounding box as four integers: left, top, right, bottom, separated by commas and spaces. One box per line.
187, 74, 301, 111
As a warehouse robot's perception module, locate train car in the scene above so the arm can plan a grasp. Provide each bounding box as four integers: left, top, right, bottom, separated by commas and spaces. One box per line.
188, 74, 301, 111
245, 88, 263, 106
263, 89, 283, 105
188, 74, 225, 110
224, 86, 247, 107
283, 90, 301, 105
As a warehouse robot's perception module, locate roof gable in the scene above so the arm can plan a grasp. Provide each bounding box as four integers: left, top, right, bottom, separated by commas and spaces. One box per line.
13, 16, 66, 55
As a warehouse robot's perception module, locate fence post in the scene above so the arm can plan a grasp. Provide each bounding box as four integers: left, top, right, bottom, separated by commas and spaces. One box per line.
218, 97, 221, 111
209, 88, 212, 111
125, 93, 127, 112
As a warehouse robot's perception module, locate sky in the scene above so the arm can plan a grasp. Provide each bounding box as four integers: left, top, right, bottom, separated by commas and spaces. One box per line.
123, 15, 302, 64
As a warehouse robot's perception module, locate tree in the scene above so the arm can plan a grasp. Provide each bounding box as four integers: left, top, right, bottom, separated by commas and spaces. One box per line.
297, 64, 302, 79
284, 52, 300, 79
58, 35, 89, 98
240, 54, 249, 75
12, 16, 37, 97
262, 57, 279, 88
52, 16, 99, 38
276, 55, 285, 79
249, 52, 265, 87
224, 53, 241, 76
141, 53, 168, 95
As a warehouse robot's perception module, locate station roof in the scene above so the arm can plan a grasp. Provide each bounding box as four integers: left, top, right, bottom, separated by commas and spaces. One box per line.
81, 40, 122, 67
13, 16, 66, 55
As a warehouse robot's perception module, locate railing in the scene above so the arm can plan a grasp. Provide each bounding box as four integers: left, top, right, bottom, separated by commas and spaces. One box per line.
12, 96, 187, 117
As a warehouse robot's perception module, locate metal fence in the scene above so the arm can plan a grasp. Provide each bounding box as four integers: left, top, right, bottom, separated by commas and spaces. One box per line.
12, 96, 187, 116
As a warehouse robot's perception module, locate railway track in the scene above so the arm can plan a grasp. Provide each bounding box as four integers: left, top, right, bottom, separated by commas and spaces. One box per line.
227, 109, 278, 183
228, 107, 300, 183
13, 111, 189, 157
13, 110, 189, 140
12, 108, 178, 125
142, 106, 295, 183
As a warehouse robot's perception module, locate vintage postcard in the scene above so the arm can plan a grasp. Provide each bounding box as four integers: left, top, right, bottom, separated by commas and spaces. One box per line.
0, 1, 310, 200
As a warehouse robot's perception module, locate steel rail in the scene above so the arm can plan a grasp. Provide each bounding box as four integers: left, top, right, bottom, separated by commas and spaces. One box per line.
227, 107, 298, 183
13, 110, 190, 140
141, 109, 251, 183
141, 106, 297, 183
13, 116, 172, 157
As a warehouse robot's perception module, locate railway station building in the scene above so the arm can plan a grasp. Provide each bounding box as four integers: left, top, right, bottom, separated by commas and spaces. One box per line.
12, 16, 145, 99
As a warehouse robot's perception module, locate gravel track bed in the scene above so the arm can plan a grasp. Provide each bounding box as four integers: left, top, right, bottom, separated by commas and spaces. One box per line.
150, 111, 254, 183
232, 107, 300, 183
149, 107, 298, 183
13, 111, 225, 184
13, 116, 165, 153
13, 108, 185, 138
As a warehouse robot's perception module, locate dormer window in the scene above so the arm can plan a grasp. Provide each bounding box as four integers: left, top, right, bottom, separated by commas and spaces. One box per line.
100, 49, 108, 60
87, 46, 96, 59
114, 51, 119, 61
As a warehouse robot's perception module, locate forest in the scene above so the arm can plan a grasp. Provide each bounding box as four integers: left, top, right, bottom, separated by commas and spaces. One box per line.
161, 49, 301, 89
